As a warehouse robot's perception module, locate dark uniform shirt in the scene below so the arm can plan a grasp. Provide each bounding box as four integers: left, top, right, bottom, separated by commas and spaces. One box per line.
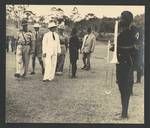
69, 35, 80, 63
116, 27, 137, 86
117, 28, 135, 66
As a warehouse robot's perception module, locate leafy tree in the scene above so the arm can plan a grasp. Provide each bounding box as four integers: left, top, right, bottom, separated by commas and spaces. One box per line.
6, 5, 35, 28
133, 14, 144, 28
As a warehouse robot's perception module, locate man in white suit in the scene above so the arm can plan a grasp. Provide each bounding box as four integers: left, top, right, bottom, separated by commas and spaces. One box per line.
42, 22, 61, 82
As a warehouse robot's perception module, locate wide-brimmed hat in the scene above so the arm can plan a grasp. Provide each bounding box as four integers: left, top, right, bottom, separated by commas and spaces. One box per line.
34, 23, 41, 28
48, 22, 57, 28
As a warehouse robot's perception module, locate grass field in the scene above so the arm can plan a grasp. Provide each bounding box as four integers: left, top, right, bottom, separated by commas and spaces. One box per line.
6, 41, 144, 123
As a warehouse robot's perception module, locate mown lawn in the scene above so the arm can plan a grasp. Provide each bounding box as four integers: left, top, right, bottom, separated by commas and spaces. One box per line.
6, 41, 144, 123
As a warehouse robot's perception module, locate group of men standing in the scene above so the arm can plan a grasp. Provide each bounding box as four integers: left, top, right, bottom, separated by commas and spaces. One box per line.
13, 10, 144, 120
14, 18, 96, 81
14, 20, 60, 81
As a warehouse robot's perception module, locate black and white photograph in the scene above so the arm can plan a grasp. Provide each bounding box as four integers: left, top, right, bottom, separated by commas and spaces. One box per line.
5, 5, 145, 123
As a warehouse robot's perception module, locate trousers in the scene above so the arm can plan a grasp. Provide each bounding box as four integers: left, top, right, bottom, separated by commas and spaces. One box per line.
71, 60, 77, 77
82, 52, 91, 69
56, 54, 65, 72
43, 54, 57, 80
16, 45, 30, 76
116, 63, 133, 117
31, 54, 44, 73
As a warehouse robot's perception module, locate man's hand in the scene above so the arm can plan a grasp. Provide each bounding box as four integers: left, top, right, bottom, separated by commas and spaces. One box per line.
109, 43, 114, 51
80, 49, 83, 54
18, 61, 22, 64
43, 53, 46, 58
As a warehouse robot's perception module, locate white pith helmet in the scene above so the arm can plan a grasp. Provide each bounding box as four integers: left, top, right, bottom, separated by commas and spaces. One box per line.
34, 23, 41, 28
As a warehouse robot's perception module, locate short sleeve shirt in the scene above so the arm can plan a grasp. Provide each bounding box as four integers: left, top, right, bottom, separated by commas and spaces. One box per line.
17, 31, 35, 45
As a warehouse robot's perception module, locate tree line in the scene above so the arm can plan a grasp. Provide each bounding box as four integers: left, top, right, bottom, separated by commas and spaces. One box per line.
6, 5, 144, 40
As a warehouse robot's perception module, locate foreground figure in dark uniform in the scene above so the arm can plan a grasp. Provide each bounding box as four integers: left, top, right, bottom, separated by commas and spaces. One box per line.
69, 28, 80, 78
112, 11, 136, 119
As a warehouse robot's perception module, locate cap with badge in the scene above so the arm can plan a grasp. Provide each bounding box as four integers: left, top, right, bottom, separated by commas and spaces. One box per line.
120, 11, 133, 27
121, 11, 133, 24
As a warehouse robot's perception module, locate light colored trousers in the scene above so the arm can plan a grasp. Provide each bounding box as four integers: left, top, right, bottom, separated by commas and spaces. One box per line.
16, 45, 30, 76
43, 54, 57, 80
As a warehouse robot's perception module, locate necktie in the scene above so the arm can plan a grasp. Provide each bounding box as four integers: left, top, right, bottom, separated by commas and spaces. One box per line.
35, 31, 38, 40
52, 32, 55, 40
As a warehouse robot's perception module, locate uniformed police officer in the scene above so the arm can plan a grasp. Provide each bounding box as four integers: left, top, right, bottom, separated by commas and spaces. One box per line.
14, 18, 35, 78
111, 11, 136, 119
30, 23, 45, 75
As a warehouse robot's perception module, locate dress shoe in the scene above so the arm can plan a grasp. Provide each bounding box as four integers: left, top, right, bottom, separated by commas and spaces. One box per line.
81, 66, 86, 70
85, 67, 90, 71
56, 72, 63, 75
30, 72, 35, 75
14, 73, 20, 78
43, 79, 50, 82
22, 73, 26, 77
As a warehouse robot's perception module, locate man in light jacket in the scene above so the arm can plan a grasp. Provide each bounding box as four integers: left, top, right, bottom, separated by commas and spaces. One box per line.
81, 27, 96, 70
42, 22, 61, 82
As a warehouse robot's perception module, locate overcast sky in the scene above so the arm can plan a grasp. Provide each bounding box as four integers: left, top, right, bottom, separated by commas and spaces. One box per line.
27, 5, 145, 18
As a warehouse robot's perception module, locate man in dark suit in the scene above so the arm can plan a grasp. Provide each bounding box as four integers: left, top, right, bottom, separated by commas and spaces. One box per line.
30, 23, 44, 75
